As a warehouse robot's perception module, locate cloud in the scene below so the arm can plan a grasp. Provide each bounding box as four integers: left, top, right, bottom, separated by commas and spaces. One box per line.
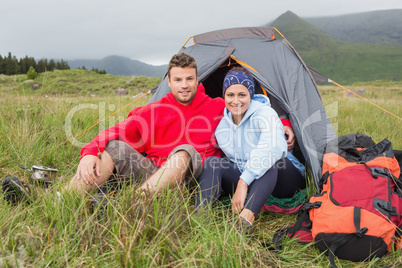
1, 0, 402, 65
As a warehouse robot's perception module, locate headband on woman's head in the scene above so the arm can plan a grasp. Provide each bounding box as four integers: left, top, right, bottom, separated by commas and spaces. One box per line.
222, 71, 255, 99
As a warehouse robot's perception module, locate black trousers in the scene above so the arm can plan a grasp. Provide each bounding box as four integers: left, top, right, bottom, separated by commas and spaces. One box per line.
196, 157, 306, 216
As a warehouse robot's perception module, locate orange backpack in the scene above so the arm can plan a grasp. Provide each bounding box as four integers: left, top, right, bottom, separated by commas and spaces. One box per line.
270, 133, 402, 267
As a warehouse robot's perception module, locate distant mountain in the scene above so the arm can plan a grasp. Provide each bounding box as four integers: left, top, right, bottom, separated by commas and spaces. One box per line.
268, 11, 341, 52
305, 9, 402, 46
267, 11, 402, 84
67, 9, 402, 83
68, 55, 167, 77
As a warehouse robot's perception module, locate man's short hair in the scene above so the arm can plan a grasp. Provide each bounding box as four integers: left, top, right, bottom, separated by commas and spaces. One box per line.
167, 53, 198, 78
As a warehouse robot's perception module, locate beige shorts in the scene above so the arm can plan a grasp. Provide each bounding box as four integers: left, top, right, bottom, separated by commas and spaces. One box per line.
104, 140, 203, 183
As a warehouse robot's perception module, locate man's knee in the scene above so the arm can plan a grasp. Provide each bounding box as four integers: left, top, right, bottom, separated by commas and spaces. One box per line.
166, 150, 191, 171
99, 149, 113, 164
104, 140, 130, 161
171, 150, 190, 159
104, 139, 136, 171
166, 145, 204, 181
104, 139, 121, 150
105, 140, 158, 181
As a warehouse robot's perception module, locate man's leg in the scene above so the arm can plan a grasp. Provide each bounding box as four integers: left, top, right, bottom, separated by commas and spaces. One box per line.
138, 151, 190, 193
65, 150, 114, 195
66, 140, 158, 196
138, 144, 202, 194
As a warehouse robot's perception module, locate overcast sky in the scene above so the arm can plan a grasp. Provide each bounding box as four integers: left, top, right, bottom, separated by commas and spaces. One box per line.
2, 0, 402, 65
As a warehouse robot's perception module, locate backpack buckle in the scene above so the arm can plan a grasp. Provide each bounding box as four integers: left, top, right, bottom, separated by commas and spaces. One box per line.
304, 202, 322, 210
355, 227, 368, 238
374, 198, 397, 217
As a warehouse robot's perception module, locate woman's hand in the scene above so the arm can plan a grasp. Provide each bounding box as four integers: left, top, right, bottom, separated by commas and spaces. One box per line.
232, 179, 248, 214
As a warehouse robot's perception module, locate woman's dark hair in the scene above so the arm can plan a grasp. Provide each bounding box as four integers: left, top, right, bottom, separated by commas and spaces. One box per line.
226, 66, 252, 76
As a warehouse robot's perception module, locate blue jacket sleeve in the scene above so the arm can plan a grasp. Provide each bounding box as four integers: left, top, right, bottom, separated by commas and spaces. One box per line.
240, 107, 288, 185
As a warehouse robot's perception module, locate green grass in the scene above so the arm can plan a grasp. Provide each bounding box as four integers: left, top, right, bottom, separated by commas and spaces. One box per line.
319, 80, 401, 149
4, 69, 161, 97
0, 71, 401, 267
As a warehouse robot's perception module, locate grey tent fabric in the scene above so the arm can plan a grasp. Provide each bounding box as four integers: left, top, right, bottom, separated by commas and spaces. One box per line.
193, 27, 276, 44
308, 65, 331, 84
148, 27, 336, 190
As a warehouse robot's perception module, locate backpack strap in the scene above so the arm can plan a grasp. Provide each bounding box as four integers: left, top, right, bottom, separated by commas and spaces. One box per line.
319, 171, 330, 191
373, 198, 402, 218
371, 167, 402, 195
389, 171, 402, 196
271, 210, 311, 249
359, 162, 379, 178
264, 202, 320, 250
328, 207, 368, 268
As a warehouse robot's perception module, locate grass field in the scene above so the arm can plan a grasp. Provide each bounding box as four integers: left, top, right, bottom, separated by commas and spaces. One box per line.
0, 70, 401, 267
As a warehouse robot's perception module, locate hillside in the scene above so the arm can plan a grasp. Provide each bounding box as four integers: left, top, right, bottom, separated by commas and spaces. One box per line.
0, 69, 161, 96
268, 11, 402, 84
68, 55, 167, 77
305, 9, 402, 46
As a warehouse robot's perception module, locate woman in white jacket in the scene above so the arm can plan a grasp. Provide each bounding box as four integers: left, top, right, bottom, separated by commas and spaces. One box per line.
196, 67, 306, 232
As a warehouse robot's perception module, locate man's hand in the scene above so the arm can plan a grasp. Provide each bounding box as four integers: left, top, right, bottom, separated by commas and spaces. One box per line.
232, 179, 248, 214
283, 126, 295, 151
73, 155, 102, 185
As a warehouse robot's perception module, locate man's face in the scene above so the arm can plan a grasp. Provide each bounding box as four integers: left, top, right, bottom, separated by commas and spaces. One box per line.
167, 67, 198, 106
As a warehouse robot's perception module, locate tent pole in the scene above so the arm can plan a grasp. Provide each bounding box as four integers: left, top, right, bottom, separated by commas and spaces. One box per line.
273, 27, 284, 38
182, 36, 194, 47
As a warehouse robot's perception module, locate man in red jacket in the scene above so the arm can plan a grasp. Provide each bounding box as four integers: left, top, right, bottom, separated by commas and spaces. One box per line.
66, 53, 226, 195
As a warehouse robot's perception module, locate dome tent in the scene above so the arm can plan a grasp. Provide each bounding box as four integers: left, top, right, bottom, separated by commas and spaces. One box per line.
149, 27, 336, 190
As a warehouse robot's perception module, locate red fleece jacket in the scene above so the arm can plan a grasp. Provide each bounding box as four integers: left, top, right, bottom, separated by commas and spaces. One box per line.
80, 84, 226, 167
80, 84, 292, 167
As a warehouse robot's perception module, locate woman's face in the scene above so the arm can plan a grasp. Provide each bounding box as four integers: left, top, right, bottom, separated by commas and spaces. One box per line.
224, 84, 251, 124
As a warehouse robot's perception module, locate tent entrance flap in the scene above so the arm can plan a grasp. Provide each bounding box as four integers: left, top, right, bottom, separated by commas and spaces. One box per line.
201, 57, 237, 99
201, 57, 268, 99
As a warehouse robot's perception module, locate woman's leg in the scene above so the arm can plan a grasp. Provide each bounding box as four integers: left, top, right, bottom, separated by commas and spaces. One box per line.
196, 157, 305, 222
241, 157, 305, 218
242, 166, 279, 218
271, 158, 306, 198
196, 157, 240, 209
